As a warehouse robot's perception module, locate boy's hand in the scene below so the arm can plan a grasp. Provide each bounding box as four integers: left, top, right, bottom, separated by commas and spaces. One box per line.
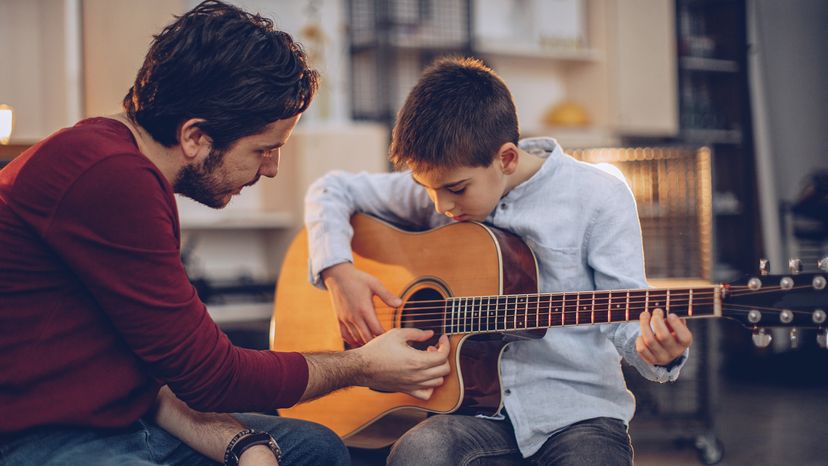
636, 308, 693, 366
354, 328, 451, 400
322, 262, 402, 347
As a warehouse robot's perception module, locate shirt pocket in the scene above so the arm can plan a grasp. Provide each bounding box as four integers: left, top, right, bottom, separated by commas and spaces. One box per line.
525, 239, 583, 292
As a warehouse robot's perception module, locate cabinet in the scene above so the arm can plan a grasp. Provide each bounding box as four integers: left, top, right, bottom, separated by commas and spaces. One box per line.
347, 0, 678, 148
673, 0, 760, 280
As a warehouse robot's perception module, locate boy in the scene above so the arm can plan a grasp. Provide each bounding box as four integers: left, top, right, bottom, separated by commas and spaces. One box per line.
0, 2, 449, 465
305, 57, 692, 465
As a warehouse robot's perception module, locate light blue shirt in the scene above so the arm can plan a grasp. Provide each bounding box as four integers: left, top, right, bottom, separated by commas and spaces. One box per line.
304, 137, 687, 457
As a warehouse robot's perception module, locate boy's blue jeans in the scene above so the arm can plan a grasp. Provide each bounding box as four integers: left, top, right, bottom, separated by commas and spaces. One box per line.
0, 412, 349, 465
387, 415, 632, 466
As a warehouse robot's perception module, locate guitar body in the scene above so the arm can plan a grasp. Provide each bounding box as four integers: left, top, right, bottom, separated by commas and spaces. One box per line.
272, 214, 539, 448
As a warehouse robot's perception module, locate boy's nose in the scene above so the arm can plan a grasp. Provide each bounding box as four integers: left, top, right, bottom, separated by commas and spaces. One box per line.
433, 193, 453, 215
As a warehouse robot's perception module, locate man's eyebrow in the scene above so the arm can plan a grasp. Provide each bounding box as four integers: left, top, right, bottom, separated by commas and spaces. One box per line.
258, 142, 284, 150
410, 174, 469, 189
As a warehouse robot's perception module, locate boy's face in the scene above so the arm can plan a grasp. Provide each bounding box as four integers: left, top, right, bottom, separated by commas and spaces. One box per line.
411, 159, 508, 223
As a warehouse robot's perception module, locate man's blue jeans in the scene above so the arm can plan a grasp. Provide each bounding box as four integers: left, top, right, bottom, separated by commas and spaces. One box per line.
387, 415, 632, 466
0, 413, 349, 465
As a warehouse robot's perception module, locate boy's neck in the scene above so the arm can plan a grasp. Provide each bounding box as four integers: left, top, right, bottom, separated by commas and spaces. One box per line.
504, 148, 546, 194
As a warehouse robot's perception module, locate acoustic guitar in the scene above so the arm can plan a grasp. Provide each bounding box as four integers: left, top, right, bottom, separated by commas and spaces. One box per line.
271, 213, 828, 448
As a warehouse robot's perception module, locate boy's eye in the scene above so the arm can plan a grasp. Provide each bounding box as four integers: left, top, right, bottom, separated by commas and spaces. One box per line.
448, 187, 466, 194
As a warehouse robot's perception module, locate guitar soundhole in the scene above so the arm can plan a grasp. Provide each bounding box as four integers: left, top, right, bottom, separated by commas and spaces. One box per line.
400, 287, 445, 351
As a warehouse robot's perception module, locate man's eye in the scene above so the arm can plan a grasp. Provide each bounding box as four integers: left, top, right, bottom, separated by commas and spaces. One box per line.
449, 187, 466, 194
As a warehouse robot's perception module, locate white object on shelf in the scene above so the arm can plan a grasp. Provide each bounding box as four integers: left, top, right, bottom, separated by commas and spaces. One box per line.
207, 302, 272, 325
179, 210, 294, 230
475, 40, 600, 62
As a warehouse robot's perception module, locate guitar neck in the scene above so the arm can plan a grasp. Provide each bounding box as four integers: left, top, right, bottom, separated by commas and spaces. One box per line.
442, 286, 721, 335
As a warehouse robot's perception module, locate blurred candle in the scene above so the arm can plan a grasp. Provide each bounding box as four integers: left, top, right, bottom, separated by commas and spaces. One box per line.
0, 105, 13, 145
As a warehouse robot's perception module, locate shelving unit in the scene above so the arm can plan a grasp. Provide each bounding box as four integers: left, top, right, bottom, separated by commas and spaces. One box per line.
674, 0, 760, 281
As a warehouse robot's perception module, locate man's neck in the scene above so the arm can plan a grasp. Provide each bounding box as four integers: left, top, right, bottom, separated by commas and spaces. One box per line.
107, 113, 183, 185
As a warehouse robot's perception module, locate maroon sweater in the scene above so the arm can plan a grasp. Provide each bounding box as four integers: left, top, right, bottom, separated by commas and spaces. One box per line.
0, 118, 308, 434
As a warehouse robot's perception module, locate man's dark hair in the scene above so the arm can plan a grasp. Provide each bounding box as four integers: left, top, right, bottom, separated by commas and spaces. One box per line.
123, 0, 319, 150
389, 56, 519, 172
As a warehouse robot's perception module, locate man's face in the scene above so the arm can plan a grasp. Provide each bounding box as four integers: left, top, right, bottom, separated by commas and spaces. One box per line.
174, 114, 301, 208
411, 160, 508, 223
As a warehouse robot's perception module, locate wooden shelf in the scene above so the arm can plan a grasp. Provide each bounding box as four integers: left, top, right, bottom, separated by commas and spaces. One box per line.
180, 211, 295, 230
681, 128, 743, 144
475, 41, 600, 62
680, 56, 739, 73
207, 301, 272, 325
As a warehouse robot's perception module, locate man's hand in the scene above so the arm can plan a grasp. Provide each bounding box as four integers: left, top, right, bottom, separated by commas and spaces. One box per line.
355, 328, 451, 400
322, 262, 401, 347
636, 308, 693, 366
301, 328, 451, 402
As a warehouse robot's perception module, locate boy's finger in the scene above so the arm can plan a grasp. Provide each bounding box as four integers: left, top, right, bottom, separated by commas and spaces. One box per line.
668, 314, 694, 347
636, 337, 656, 365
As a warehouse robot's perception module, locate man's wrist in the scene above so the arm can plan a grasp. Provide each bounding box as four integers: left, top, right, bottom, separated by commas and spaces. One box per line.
224, 430, 281, 466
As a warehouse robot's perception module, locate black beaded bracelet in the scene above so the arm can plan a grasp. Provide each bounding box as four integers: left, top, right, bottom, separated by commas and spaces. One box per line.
224, 429, 282, 466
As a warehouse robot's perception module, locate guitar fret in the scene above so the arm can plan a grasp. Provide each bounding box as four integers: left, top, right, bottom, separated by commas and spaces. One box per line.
626, 291, 630, 321
591, 292, 596, 324
607, 291, 612, 323
687, 288, 693, 317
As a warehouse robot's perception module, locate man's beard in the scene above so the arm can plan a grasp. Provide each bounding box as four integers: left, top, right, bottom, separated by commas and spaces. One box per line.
174, 146, 230, 208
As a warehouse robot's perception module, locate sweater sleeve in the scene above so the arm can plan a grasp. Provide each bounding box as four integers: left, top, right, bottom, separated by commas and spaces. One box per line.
41, 155, 308, 411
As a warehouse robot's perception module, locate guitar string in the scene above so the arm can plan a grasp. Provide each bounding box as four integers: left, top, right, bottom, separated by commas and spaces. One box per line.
398, 308, 810, 334
370, 304, 821, 328
347, 282, 818, 309
362, 284, 823, 317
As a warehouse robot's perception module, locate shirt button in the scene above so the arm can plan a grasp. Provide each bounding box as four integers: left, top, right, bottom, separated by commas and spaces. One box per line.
500, 203, 507, 210
504, 389, 512, 395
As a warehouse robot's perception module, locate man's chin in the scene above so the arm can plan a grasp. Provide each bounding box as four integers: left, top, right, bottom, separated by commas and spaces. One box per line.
180, 192, 231, 209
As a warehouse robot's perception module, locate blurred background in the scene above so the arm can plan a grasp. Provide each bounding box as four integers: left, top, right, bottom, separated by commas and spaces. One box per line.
1, 0, 827, 464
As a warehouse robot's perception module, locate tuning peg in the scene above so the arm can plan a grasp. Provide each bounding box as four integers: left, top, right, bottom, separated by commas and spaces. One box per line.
759, 258, 770, 276
752, 328, 772, 348
819, 257, 828, 272
788, 258, 802, 274
789, 328, 800, 349
818, 330, 827, 349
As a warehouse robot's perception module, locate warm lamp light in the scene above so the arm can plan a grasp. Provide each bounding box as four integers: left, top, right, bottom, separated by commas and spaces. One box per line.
0, 104, 13, 145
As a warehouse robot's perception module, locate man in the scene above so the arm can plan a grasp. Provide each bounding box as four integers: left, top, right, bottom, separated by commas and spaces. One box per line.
0, 2, 449, 465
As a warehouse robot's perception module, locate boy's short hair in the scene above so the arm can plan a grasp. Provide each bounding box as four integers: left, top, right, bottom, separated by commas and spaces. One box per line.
123, 0, 318, 151
389, 57, 519, 172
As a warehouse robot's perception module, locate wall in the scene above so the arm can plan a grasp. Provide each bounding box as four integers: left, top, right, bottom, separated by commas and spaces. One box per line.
0, 0, 82, 141
750, 0, 828, 265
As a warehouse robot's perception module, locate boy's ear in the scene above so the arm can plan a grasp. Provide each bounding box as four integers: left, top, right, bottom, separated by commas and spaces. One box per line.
178, 118, 211, 161
497, 142, 519, 174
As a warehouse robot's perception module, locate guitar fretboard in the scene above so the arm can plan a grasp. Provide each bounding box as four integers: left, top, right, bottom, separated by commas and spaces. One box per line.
442, 287, 719, 335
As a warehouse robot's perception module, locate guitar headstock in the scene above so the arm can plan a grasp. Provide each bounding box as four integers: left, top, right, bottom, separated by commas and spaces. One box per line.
721, 258, 828, 348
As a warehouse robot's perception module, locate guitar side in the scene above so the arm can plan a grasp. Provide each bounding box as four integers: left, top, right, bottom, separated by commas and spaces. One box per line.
271, 214, 538, 448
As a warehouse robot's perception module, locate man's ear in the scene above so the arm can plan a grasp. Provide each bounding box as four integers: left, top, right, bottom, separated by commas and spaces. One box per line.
497, 142, 519, 175
178, 118, 211, 161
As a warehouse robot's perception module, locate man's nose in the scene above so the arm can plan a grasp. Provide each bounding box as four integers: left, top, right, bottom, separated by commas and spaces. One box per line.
259, 150, 281, 177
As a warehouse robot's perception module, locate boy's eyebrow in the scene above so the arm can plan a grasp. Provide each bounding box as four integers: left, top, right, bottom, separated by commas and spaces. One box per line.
410, 174, 470, 189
